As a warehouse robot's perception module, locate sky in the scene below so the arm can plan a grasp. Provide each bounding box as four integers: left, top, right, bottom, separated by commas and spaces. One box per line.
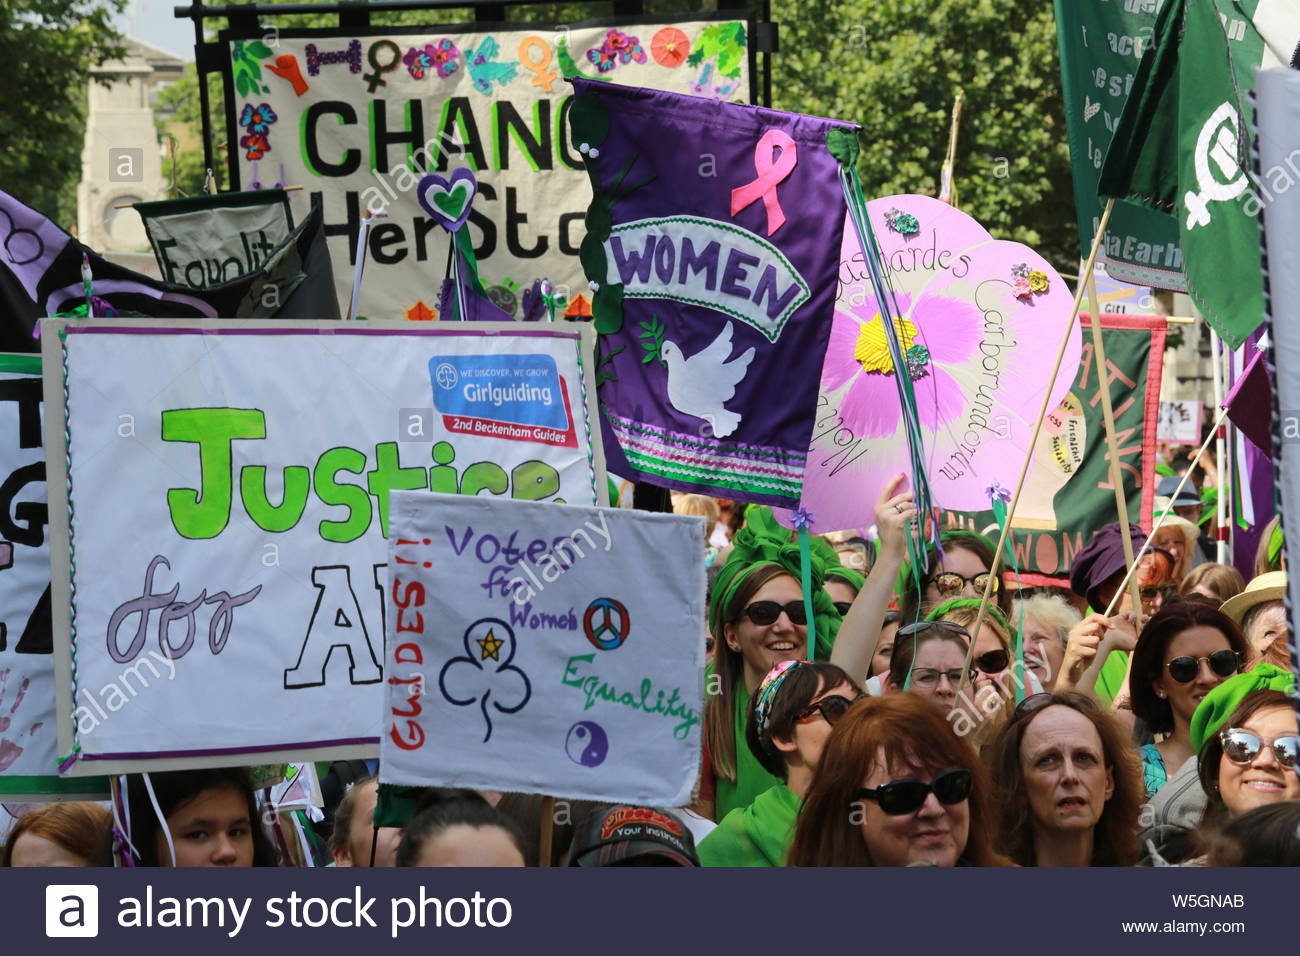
113, 0, 196, 60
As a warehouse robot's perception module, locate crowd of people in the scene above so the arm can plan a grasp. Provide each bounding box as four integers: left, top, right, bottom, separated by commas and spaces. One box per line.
3, 471, 1297, 868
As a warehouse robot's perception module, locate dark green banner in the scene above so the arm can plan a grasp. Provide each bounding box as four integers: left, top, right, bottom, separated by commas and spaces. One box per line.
941, 315, 1165, 582
1054, 0, 1186, 291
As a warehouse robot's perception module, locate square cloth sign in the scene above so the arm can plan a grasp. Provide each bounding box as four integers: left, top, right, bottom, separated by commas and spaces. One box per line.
381, 492, 704, 805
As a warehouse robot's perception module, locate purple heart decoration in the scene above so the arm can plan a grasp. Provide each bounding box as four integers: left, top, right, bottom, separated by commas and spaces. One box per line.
417, 167, 477, 232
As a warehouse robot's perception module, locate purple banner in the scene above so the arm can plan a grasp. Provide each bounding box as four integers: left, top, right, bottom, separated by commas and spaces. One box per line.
571, 79, 853, 507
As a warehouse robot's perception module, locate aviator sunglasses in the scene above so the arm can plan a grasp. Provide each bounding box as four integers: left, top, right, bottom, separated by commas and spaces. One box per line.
1164, 649, 1240, 684
1219, 728, 1300, 770
855, 768, 974, 815
927, 571, 1000, 597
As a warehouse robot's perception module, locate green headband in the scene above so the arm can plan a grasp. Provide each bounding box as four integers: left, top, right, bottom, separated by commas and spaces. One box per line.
925, 597, 1012, 635
708, 505, 841, 658
1190, 663, 1297, 754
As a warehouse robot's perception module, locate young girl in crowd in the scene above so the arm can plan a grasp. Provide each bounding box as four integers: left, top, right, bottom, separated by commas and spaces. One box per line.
987, 692, 1143, 866
698, 661, 862, 866
122, 767, 278, 867
787, 694, 1006, 867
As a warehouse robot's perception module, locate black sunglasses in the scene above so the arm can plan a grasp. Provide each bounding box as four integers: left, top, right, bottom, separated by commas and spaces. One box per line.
975, 649, 1009, 674
796, 693, 865, 725
1165, 649, 1240, 683
739, 600, 807, 626
856, 768, 973, 815
1140, 583, 1178, 602
833, 600, 853, 616
1013, 690, 1096, 721
1220, 728, 1300, 769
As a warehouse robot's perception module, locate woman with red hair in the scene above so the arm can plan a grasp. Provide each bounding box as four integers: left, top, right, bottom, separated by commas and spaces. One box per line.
1, 802, 112, 867
787, 694, 1006, 866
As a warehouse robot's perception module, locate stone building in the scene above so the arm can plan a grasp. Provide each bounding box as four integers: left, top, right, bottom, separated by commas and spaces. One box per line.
76, 38, 187, 252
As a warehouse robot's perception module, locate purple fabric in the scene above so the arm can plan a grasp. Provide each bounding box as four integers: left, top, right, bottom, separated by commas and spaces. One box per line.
1223, 347, 1271, 453
572, 79, 853, 508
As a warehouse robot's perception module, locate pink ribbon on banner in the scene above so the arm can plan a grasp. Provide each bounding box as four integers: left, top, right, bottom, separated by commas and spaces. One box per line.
730, 128, 798, 236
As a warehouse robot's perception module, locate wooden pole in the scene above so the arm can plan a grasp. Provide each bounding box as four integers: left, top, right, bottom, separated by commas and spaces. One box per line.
537, 796, 556, 867
1102, 406, 1231, 617
1087, 273, 1147, 623
964, 199, 1116, 679
940, 90, 965, 207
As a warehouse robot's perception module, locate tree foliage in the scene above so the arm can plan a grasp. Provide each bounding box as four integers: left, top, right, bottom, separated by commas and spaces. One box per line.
0, 0, 126, 224
775, 0, 1078, 270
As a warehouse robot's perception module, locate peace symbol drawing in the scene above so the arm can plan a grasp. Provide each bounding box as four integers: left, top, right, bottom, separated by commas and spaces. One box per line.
582, 597, 630, 651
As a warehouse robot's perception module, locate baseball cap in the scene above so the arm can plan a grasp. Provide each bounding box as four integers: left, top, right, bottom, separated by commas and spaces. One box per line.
567, 805, 699, 867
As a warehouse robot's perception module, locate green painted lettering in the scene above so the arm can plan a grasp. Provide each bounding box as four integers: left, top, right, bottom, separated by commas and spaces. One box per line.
162, 408, 266, 539
314, 446, 373, 543
366, 442, 428, 538
240, 465, 310, 532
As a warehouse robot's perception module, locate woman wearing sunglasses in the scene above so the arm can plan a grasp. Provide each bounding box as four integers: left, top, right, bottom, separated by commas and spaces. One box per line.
1128, 604, 1249, 799
897, 529, 1011, 625
698, 660, 862, 866
786, 694, 1005, 866
1196, 688, 1300, 830
987, 692, 1143, 866
702, 505, 847, 821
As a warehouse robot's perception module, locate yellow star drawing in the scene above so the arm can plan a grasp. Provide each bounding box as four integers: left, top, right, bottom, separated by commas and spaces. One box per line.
477, 629, 504, 661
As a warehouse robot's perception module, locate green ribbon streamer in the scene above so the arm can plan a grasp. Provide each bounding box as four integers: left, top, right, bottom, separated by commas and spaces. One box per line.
798, 525, 815, 662
990, 495, 1026, 704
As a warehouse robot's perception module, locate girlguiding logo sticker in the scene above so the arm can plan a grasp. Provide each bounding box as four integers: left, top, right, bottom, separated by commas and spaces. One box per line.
430, 354, 577, 447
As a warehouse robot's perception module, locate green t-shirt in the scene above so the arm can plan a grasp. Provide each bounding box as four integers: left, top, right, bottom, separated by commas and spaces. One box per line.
699, 784, 801, 867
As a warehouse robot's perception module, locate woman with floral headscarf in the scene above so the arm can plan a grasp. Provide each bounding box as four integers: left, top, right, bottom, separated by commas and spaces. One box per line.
699, 477, 915, 820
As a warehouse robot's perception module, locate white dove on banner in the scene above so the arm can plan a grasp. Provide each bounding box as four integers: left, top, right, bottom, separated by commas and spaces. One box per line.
660, 321, 755, 438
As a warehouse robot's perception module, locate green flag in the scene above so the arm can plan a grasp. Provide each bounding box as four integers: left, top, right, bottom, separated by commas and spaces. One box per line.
1053, 0, 1185, 291
1098, 0, 1300, 348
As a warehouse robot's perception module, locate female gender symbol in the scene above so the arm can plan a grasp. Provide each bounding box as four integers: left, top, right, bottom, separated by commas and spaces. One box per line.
364, 40, 402, 92
730, 128, 798, 237
518, 36, 557, 92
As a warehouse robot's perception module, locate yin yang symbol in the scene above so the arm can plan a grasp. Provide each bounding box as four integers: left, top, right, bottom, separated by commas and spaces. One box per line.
564, 720, 609, 767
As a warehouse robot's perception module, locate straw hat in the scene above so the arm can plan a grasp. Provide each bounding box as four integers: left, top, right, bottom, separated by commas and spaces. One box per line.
1219, 570, 1287, 626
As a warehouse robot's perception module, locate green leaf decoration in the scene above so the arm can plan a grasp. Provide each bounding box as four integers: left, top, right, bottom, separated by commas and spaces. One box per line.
592, 284, 624, 335
568, 91, 611, 147
247, 40, 273, 59
826, 128, 860, 168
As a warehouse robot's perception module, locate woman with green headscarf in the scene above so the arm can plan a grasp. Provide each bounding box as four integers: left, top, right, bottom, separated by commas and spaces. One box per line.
700, 476, 917, 820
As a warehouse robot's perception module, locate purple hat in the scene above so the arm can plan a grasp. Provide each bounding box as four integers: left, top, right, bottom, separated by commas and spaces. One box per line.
1070, 522, 1148, 612
567, 806, 699, 867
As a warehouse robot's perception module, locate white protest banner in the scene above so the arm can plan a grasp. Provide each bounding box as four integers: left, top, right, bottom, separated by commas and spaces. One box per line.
219, 17, 750, 319
381, 492, 703, 806
42, 319, 605, 774
134, 190, 295, 289
1156, 399, 1202, 445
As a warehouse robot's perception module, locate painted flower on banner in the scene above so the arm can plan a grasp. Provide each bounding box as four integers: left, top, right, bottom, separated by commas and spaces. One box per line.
239, 103, 277, 134
403, 45, 433, 79
587, 29, 647, 72
239, 131, 271, 161
439, 617, 531, 743
820, 291, 981, 438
